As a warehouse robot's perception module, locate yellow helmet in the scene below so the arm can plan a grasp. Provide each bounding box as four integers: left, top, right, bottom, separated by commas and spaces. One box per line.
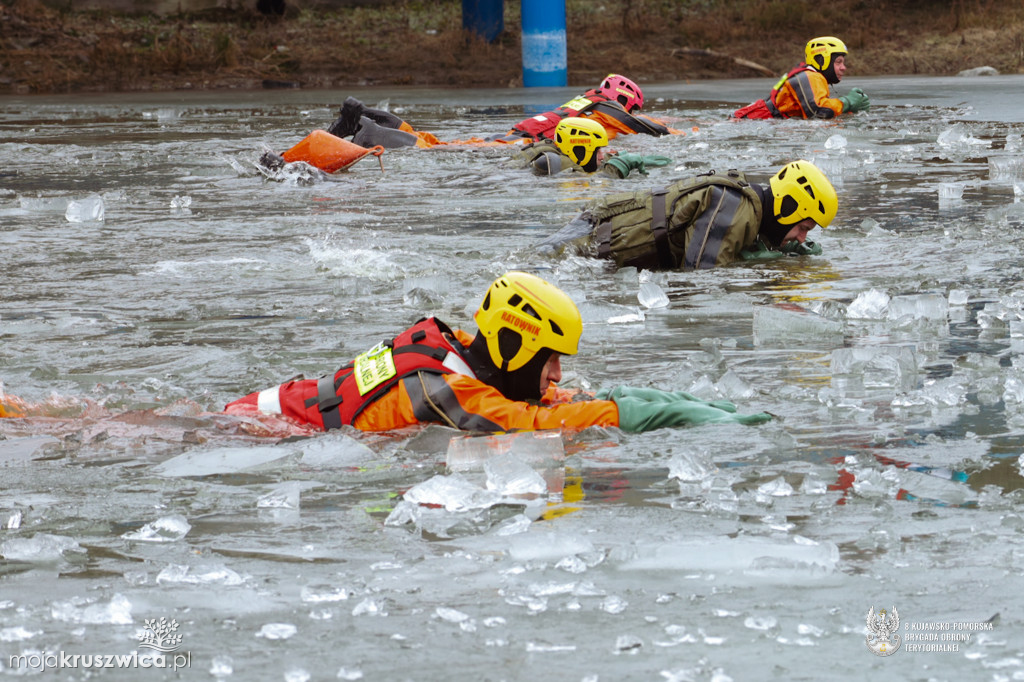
474, 272, 582, 372
769, 160, 838, 228
554, 117, 608, 169
805, 36, 848, 73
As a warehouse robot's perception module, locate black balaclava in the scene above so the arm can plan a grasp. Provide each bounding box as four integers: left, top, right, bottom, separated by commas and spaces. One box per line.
465, 332, 553, 402
818, 55, 844, 85
753, 183, 794, 248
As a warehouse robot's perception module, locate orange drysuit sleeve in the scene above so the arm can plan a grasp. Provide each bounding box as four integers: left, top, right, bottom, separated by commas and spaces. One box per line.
354, 373, 619, 432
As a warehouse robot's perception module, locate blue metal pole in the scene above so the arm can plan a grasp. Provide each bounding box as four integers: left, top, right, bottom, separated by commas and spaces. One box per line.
521, 0, 567, 87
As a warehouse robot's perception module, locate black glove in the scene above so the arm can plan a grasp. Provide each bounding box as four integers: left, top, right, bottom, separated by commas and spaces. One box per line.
326, 96, 366, 138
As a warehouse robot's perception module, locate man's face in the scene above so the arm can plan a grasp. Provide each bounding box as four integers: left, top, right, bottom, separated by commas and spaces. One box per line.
540, 353, 563, 394
781, 219, 817, 246
833, 55, 847, 81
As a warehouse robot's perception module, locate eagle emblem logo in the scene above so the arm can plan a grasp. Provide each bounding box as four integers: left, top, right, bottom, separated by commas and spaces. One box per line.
865, 605, 901, 656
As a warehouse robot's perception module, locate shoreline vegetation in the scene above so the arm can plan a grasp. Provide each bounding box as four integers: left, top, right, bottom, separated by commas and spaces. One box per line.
1, 0, 1022, 96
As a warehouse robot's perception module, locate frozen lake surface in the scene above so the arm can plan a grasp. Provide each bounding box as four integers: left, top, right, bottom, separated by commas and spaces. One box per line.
1, 74, 1023, 679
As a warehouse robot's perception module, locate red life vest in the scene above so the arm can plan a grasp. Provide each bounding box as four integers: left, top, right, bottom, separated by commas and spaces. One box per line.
734, 63, 811, 120
266, 317, 470, 430
511, 89, 613, 140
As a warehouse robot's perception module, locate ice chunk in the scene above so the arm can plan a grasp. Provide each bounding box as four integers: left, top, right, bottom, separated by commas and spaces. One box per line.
209, 656, 233, 677
847, 289, 890, 319
0, 533, 80, 561
0, 626, 41, 642
257, 482, 301, 509
51, 594, 133, 625
824, 134, 847, 149
507, 531, 595, 562
153, 444, 299, 477
619, 536, 839, 576
299, 434, 375, 466
351, 598, 385, 616
715, 369, 756, 399
638, 282, 669, 309
121, 514, 191, 542
300, 585, 349, 603
938, 124, 988, 148
447, 431, 565, 493
756, 477, 794, 498
402, 473, 501, 512
484, 452, 547, 496
156, 564, 246, 586
601, 595, 628, 614
989, 155, 1024, 181
887, 293, 948, 321
668, 449, 717, 483
255, 623, 296, 640
744, 616, 778, 631
831, 346, 918, 391
170, 195, 192, 213
65, 194, 105, 222
937, 183, 964, 201
948, 289, 969, 307
753, 305, 842, 344
608, 309, 645, 324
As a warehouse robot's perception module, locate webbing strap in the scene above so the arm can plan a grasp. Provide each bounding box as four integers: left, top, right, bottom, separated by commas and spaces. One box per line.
405, 373, 504, 432
683, 185, 743, 270
316, 374, 343, 430
788, 71, 820, 118
649, 187, 673, 269
595, 221, 613, 260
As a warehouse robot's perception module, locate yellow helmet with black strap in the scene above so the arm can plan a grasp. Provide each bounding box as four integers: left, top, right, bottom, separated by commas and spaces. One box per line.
474, 272, 582, 373
769, 160, 838, 228
554, 117, 608, 170
805, 36, 847, 73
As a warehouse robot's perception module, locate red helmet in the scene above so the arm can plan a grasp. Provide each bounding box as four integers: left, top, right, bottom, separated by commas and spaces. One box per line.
598, 74, 644, 112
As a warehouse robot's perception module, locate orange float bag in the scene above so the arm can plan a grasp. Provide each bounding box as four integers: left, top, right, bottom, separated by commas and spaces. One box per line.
282, 129, 384, 173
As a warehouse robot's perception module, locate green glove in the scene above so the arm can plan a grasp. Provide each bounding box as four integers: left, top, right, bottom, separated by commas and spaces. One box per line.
739, 238, 785, 261
778, 239, 823, 256
839, 87, 870, 113
595, 385, 771, 432
603, 153, 672, 178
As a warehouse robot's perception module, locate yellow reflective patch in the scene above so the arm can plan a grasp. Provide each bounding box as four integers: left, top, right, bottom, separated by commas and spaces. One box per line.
353, 342, 397, 396
561, 96, 591, 112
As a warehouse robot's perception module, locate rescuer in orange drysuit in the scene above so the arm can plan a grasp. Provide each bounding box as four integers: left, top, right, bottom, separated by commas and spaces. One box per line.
734, 36, 870, 120
224, 272, 769, 433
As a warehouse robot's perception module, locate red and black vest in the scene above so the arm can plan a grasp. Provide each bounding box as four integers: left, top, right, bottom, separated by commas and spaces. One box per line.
511, 89, 613, 140
734, 63, 812, 120
274, 317, 469, 430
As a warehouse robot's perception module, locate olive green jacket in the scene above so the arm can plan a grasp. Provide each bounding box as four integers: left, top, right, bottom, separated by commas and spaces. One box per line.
573, 170, 763, 270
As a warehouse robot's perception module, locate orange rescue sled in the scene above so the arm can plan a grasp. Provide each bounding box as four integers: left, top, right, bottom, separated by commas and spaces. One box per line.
282, 129, 385, 173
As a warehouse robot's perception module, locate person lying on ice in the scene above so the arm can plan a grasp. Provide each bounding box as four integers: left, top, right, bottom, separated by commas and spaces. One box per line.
224, 271, 770, 433
503, 73, 678, 142
323, 74, 680, 150
734, 36, 869, 120
507, 118, 671, 178
532, 160, 837, 271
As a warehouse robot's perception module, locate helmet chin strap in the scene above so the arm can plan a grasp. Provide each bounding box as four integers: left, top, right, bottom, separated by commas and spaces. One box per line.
755, 184, 793, 248
467, 333, 550, 402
